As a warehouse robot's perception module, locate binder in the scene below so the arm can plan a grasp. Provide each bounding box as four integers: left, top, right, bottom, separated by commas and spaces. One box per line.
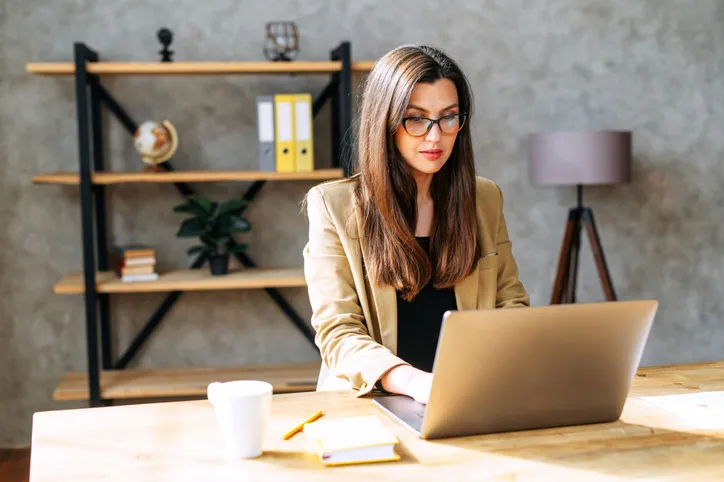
293, 93, 314, 172
274, 94, 295, 172
256, 96, 276, 172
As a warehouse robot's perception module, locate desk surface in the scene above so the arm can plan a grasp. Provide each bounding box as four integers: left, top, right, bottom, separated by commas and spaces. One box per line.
30, 361, 724, 481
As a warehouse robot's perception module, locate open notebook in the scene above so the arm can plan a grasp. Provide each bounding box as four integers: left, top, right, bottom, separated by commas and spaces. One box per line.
303, 415, 401, 467
640, 391, 724, 429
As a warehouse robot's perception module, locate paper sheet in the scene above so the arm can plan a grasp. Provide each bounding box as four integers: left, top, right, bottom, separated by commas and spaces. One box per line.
640, 391, 724, 429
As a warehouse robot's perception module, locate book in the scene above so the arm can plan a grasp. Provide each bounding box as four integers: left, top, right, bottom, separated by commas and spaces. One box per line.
112, 254, 154, 269
114, 255, 156, 267
120, 273, 159, 282
110, 244, 157, 282
118, 265, 155, 276
303, 416, 401, 467
112, 244, 156, 258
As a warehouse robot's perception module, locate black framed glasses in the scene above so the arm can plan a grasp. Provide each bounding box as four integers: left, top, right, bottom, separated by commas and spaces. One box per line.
401, 112, 466, 137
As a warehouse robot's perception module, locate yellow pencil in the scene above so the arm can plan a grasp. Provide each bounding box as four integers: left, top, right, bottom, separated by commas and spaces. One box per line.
282, 410, 325, 440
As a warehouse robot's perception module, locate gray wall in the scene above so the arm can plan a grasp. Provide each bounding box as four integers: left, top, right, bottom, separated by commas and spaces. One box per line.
2, 0, 723, 446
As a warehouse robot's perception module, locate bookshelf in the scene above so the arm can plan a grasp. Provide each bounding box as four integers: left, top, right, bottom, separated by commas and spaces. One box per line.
30, 40, 366, 405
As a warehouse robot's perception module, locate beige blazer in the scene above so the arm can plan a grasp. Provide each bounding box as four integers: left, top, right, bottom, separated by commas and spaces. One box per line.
302, 176, 530, 397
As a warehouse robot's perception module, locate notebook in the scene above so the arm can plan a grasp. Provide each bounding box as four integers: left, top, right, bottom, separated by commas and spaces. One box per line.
640, 391, 724, 429
303, 415, 401, 467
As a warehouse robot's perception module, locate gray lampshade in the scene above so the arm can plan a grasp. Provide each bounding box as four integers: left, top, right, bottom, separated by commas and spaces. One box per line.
528, 130, 632, 185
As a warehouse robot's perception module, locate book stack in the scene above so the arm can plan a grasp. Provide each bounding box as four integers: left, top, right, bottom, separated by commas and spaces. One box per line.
111, 244, 159, 282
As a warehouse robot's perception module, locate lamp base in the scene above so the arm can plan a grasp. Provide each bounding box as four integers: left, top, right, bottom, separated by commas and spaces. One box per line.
550, 206, 617, 304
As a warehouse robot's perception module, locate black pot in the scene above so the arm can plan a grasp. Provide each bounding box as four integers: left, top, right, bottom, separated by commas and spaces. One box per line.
209, 253, 229, 276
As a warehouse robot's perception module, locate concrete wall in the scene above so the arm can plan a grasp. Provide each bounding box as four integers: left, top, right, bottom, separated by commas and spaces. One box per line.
2, 0, 723, 446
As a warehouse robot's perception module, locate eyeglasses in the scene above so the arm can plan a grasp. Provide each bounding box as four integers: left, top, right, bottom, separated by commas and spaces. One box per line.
401, 112, 466, 137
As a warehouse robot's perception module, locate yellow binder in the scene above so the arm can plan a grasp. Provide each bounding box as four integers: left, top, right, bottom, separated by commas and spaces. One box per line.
274, 94, 295, 172
293, 93, 314, 172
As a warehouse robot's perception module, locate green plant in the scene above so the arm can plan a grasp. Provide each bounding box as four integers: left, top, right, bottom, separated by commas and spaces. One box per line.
173, 194, 251, 258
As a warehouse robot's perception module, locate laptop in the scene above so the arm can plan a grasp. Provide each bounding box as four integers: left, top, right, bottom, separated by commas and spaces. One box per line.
373, 300, 658, 440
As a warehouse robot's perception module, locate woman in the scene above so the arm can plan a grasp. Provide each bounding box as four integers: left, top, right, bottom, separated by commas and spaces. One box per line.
303, 45, 529, 404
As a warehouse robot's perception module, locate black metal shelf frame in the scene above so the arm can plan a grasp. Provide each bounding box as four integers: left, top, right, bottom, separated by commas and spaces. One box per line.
72, 41, 354, 406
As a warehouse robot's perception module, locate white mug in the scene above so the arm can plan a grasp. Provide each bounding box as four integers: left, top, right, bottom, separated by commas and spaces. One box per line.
207, 380, 273, 459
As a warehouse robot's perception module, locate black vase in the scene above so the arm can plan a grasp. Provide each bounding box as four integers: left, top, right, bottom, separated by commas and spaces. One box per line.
209, 253, 229, 276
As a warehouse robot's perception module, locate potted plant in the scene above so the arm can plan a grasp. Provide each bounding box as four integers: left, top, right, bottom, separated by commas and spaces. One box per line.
172, 194, 251, 276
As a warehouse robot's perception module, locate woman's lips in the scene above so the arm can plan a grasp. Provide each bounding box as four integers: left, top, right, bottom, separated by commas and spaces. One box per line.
420, 149, 442, 160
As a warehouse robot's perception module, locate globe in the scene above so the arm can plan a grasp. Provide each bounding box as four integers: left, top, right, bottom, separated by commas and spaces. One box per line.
133, 120, 178, 167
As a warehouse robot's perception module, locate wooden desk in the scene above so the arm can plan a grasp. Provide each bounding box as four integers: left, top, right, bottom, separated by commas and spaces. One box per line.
30, 361, 724, 481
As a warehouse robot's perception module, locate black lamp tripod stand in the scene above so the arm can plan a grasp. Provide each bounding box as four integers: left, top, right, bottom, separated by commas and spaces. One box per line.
550, 185, 617, 304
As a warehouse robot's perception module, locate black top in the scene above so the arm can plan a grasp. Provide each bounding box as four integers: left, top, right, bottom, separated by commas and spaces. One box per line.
396, 237, 458, 373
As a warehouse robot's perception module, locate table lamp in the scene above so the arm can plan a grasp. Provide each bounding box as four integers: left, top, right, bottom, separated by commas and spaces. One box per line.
528, 130, 632, 304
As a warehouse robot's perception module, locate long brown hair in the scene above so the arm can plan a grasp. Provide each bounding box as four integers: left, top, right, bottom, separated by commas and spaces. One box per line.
355, 44, 481, 301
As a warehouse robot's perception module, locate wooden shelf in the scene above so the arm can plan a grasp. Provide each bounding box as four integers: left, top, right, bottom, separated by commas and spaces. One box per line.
53, 362, 320, 401
352, 61, 376, 72
32, 168, 345, 185
54, 267, 306, 294
26, 61, 375, 76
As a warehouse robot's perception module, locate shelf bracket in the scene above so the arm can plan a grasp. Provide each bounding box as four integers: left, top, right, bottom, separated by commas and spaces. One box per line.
97, 83, 138, 134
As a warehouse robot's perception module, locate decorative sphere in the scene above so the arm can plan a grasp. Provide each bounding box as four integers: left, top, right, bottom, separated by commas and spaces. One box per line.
134, 120, 173, 162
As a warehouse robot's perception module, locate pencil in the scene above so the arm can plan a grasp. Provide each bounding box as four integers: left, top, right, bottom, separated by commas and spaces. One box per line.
282, 410, 325, 440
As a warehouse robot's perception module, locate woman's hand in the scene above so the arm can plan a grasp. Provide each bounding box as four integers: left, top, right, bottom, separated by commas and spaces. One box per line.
380, 365, 434, 404
406, 370, 434, 404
